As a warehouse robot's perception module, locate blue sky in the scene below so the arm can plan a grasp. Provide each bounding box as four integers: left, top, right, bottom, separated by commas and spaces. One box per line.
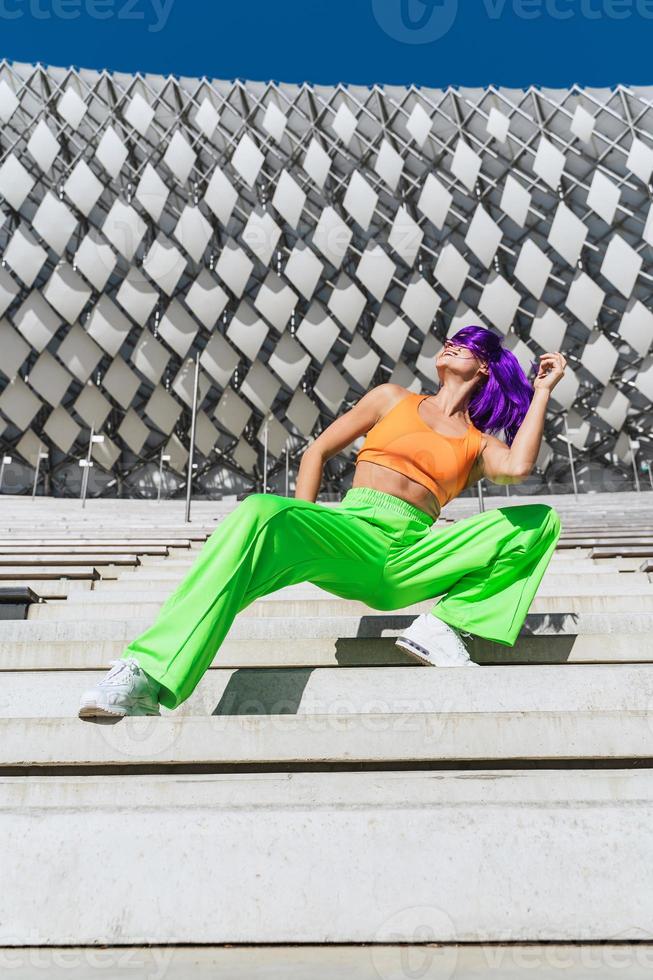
0, 0, 648, 87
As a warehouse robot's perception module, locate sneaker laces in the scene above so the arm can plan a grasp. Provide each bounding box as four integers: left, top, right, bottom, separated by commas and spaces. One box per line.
104, 658, 142, 684
445, 625, 474, 661
441, 622, 473, 641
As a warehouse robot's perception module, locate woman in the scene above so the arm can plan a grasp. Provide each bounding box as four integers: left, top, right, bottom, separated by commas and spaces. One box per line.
78, 325, 566, 717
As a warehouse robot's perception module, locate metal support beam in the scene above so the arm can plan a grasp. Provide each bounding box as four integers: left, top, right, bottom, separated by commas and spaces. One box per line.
184, 352, 200, 524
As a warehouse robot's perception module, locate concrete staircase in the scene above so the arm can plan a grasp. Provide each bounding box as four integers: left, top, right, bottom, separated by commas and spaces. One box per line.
2, 490, 653, 968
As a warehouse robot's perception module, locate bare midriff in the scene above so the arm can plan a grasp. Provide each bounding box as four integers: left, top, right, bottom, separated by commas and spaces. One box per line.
352, 459, 445, 521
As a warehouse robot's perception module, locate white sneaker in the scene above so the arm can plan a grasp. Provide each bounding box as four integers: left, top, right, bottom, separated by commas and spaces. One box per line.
395, 613, 480, 667
78, 657, 161, 718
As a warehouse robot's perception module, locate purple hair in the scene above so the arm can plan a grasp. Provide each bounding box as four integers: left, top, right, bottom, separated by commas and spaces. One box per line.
445, 325, 538, 447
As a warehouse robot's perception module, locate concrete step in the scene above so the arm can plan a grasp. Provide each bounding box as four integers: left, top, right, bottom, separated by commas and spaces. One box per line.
0, 536, 200, 544
0, 555, 140, 567
86, 574, 653, 600
0, 526, 216, 536
11, 609, 651, 641
1, 768, 651, 943
1, 769, 651, 944
554, 518, 653, 524
2, 664, 652, 718
0, 546, 171, 556
0, 628, 653, 671
0, 614, 653, 671
0, 537, 206, 547
0, 943, 650, 976
559, 529, 653, 536
25, 593, 653, 620
107, 553, 649, 573
560, 541, 653, 552
4, 709, 653, 767
0, 580, 94, 598
73, 564, 653, 584
0, 566, 101, 581
117, 555, 648, 573
593, 547, 653, 558
566, 538, 653, 546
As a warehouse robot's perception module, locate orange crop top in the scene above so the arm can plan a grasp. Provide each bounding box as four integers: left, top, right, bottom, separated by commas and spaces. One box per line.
355, 391, 483, 509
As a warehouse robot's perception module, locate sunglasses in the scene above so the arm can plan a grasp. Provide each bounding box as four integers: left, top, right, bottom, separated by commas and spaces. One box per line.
441, 341, 478, 359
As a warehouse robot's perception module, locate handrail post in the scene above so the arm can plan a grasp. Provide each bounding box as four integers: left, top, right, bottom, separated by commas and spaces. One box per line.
185, 352, 200, 524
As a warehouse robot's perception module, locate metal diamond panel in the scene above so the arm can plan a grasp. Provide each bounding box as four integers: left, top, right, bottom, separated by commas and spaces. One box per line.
0, 59, 652, 497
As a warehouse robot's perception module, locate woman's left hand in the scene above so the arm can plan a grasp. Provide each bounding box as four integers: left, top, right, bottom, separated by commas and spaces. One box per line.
533, 351, 567, 391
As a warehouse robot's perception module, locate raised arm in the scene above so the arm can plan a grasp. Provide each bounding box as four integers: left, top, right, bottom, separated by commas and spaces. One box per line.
294, 383, 406, 502
471, 351, 567, 487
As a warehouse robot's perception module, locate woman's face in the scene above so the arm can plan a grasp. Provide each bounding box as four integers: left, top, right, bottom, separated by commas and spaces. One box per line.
436, 341, 488, 385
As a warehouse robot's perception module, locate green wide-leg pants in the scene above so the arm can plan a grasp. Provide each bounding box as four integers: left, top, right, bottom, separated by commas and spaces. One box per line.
121, 486, 562, 710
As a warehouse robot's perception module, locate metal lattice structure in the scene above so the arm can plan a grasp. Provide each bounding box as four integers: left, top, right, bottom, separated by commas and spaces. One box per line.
0, 59, 652, 498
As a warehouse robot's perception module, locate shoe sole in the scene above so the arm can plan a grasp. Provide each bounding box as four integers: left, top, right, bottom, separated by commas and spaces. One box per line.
78, 699, 161, 718
394, 635, 437, 665
395, 635, 480, 667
